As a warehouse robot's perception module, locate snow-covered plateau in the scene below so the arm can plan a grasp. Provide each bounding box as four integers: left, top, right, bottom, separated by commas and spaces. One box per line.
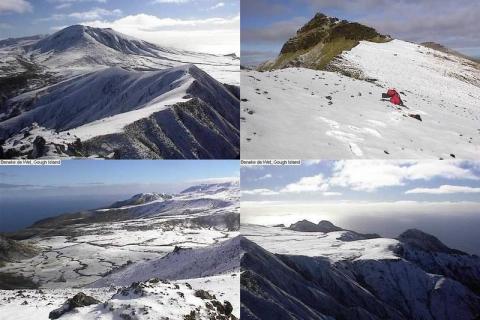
0, 25, 240, 159
241, 39, 480, 159
0, 181, 240, 319
241, 222, 480, 320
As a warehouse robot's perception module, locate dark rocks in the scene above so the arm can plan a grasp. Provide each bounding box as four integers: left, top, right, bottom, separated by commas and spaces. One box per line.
31, 136, 46, 158
4, 148, 21, 159
173, 246, 183, 253
194, 289, 215, 300
408, 114, 422, 121
49, 292, 100, 319
223, 300, 233, 315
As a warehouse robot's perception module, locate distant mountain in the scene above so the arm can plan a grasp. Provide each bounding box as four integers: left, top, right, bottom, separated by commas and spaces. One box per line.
288, 219, 343, 232
258, 13, 390, 71
10, 182, 239, 239
108, 192, 172, 208
0, 25, 240, 159
241, 225, 480, 320
287, 219, 380, 240
421, 42, 480, 64
181, 181, 239, 195
30, 25, 165, 57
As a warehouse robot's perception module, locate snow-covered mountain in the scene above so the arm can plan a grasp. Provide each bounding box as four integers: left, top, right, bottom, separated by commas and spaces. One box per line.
0, 182, 240, 318
241, 222, 480, 320
0, 25, 239, 83
0, 25, 240, 159
241, 13, 479, 159
13, 181, 239, 236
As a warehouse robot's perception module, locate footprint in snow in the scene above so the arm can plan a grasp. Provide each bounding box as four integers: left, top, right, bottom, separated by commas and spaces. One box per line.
349, 143, 363, 156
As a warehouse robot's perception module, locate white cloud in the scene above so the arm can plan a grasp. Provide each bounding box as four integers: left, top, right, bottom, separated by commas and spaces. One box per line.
256, 173, 272, 180
0, 0, 32, 13
151, 0, 190, 3
49, 0, 107, 3
406, 185, 480, 194
241, 200, 480, 226
0, 23, 12, 29
188, 176, 239, 184
323, 192, 342, 196
330, 160, 478, 192
70, 8, 122, 20
304, 160, 323, 166
210, 2, 225, 10
55, 3, 72, 9
41, 8, 122, 21
281, 174, 329, 193
77, 13, 240, 54
242, 188, 279, 196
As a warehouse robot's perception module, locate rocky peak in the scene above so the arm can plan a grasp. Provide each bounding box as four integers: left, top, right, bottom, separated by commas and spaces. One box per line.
398, 229, 466, 255
265, 12, 390, 71
288, 219, 344, 233
317, 220, 343, 232
297, 13, 338, 34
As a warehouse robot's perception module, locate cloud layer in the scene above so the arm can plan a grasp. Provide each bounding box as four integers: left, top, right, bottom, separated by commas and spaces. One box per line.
241, 0, 480, 64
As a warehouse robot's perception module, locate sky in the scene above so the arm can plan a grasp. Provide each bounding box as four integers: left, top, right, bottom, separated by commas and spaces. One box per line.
241, 160, 480, 254
0, 160, 238, 232
241, 0, 480, 65
0, 159, 239, 199
0, 0, 240, 54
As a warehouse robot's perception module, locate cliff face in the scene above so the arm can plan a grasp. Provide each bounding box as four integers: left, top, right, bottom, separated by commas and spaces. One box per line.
259, 13, 390, 71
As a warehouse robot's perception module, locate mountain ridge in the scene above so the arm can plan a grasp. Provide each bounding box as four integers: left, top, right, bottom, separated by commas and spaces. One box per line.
241, 224, 480, 319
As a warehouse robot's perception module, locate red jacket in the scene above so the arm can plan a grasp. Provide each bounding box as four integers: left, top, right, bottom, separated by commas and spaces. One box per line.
387, 89, 402, 105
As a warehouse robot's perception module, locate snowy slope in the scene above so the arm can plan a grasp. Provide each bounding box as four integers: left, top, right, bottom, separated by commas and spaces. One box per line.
0, 25, 239, 159
1, 182, 239, 287
90, 236, 240, 287
0, 275, 239, 320
0, 183, 240, 319
1, 64, 240, 159
241, 39, 479, 159
241, 223, 480, 320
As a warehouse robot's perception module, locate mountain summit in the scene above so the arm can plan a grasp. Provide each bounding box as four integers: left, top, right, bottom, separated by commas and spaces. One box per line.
288, 219, 343, 232
259, 12, 390, 71
30, 25, 166, 58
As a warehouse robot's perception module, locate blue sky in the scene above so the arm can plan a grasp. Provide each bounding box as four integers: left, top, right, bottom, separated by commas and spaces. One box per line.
0, 0, 239, 54
241, 0, 480, 65
0, 160, 239, 199
242, 160, 480, 202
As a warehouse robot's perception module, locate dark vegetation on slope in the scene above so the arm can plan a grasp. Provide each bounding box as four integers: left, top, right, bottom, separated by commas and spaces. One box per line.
259, 13, 390, 71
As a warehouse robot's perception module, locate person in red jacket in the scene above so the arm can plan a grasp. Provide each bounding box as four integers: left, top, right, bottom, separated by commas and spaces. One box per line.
382, 89, 404, 106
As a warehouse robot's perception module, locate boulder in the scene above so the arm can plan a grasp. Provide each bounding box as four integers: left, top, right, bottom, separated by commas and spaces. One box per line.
49, 292, 100, 319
